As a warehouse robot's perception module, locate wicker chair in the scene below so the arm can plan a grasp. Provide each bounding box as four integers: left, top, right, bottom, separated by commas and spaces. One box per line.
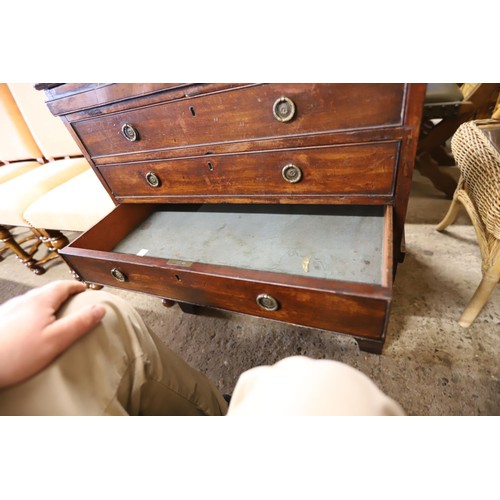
417, 83, 500, 198
436, 119, 500, 327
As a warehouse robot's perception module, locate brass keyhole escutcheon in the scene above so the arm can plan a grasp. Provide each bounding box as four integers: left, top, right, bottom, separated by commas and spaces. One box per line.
256, 293, 280, 312
122, 123, 138, 141
273, 96, 296, 122
282, 164, 302, 183
145, 171, 160, 188
111, 268, 127, 282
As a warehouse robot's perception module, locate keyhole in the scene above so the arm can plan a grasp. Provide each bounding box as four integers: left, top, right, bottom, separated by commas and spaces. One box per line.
207, 162, 214, 171
174, 274, 181, 281
189, 106, 196, 116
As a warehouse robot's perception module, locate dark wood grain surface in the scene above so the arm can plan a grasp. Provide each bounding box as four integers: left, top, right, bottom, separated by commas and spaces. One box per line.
98, 141, 399, 200
70, 84, 406, 161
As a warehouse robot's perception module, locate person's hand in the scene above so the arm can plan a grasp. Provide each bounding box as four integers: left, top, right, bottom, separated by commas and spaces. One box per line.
0, 280, 106, 389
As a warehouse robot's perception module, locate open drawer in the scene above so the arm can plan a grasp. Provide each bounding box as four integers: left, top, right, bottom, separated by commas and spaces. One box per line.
60, 203, 394, 353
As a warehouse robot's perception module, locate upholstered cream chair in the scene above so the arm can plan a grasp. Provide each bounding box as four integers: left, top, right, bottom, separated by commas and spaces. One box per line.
9, 84, 115, 272
8, 83, 83, 158
0, 83, 98, 273
23, 168, 116, 234
0, 84, 43, 164
436, 119, 500, 327
0, 83, 44, 186
10, 83, 115, 242
0, 83, 50, 271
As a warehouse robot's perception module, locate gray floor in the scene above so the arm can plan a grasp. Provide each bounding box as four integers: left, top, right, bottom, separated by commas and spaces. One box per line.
1, 166, 499, 415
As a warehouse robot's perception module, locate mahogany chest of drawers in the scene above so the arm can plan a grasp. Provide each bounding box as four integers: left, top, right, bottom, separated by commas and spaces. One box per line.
41, 83, 426, 353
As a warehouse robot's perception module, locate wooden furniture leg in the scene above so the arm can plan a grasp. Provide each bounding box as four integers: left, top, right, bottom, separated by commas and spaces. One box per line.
419, 115, 471, 155
41, 228, 106, 288
0, 227, 43, 261
356, 337, 384, 354
430, 145, 455, 166
398, 229, 406, 264
29, 228, 68, 267
415, 153, 458, 199
0, 225, 45, 274
177, 302, 201, 315
84, 282, 104, 290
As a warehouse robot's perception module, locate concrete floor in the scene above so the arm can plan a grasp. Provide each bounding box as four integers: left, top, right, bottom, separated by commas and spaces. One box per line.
0, 167, 498, 415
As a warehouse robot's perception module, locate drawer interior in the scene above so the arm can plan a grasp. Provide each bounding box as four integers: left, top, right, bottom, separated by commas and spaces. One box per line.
113, 204, 387, 285
67, 203, 392, 289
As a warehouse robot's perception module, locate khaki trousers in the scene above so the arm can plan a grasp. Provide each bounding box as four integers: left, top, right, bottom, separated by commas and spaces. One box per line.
0, 290, 228, 416
0, 290, 404, 416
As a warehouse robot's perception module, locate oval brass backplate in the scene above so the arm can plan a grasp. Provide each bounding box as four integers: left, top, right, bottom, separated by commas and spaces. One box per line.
145, 171, 160, 187
273, 96, 296, 122
282, 164, 302, 183
111, 268, 127, 282
122, 123, 138, 141
256, 293, 280, 311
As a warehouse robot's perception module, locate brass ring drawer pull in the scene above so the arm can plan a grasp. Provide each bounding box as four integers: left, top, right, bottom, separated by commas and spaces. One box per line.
256, 293, 280, 311
282, 164, 302, 183
273, 96, 296, 122
121, 123, 139, 141
111, 268, 127, 282
145, 171, 160, 188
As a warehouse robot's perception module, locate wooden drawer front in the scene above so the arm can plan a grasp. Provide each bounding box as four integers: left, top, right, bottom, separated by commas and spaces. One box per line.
99, 141, 399, 200
64, 253, 389, 340
72, 84, 406, 160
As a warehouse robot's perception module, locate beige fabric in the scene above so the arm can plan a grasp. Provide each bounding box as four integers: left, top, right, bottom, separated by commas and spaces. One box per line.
0, 161, 41, 184
24, 168, 116, 231
0, 84, 42, 162
227, 356, 405, 416
0, 157, 90, 226
8, 83, 82, 159
0, 289, 228, 416
0, 287, 403, 416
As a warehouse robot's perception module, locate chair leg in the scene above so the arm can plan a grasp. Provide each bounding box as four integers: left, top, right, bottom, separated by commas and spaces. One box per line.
436, 198, 462, 231
459, 271, 499, 327
0, 225, 45, 275
29, 228, 69, 267
0, 228, 42, 260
